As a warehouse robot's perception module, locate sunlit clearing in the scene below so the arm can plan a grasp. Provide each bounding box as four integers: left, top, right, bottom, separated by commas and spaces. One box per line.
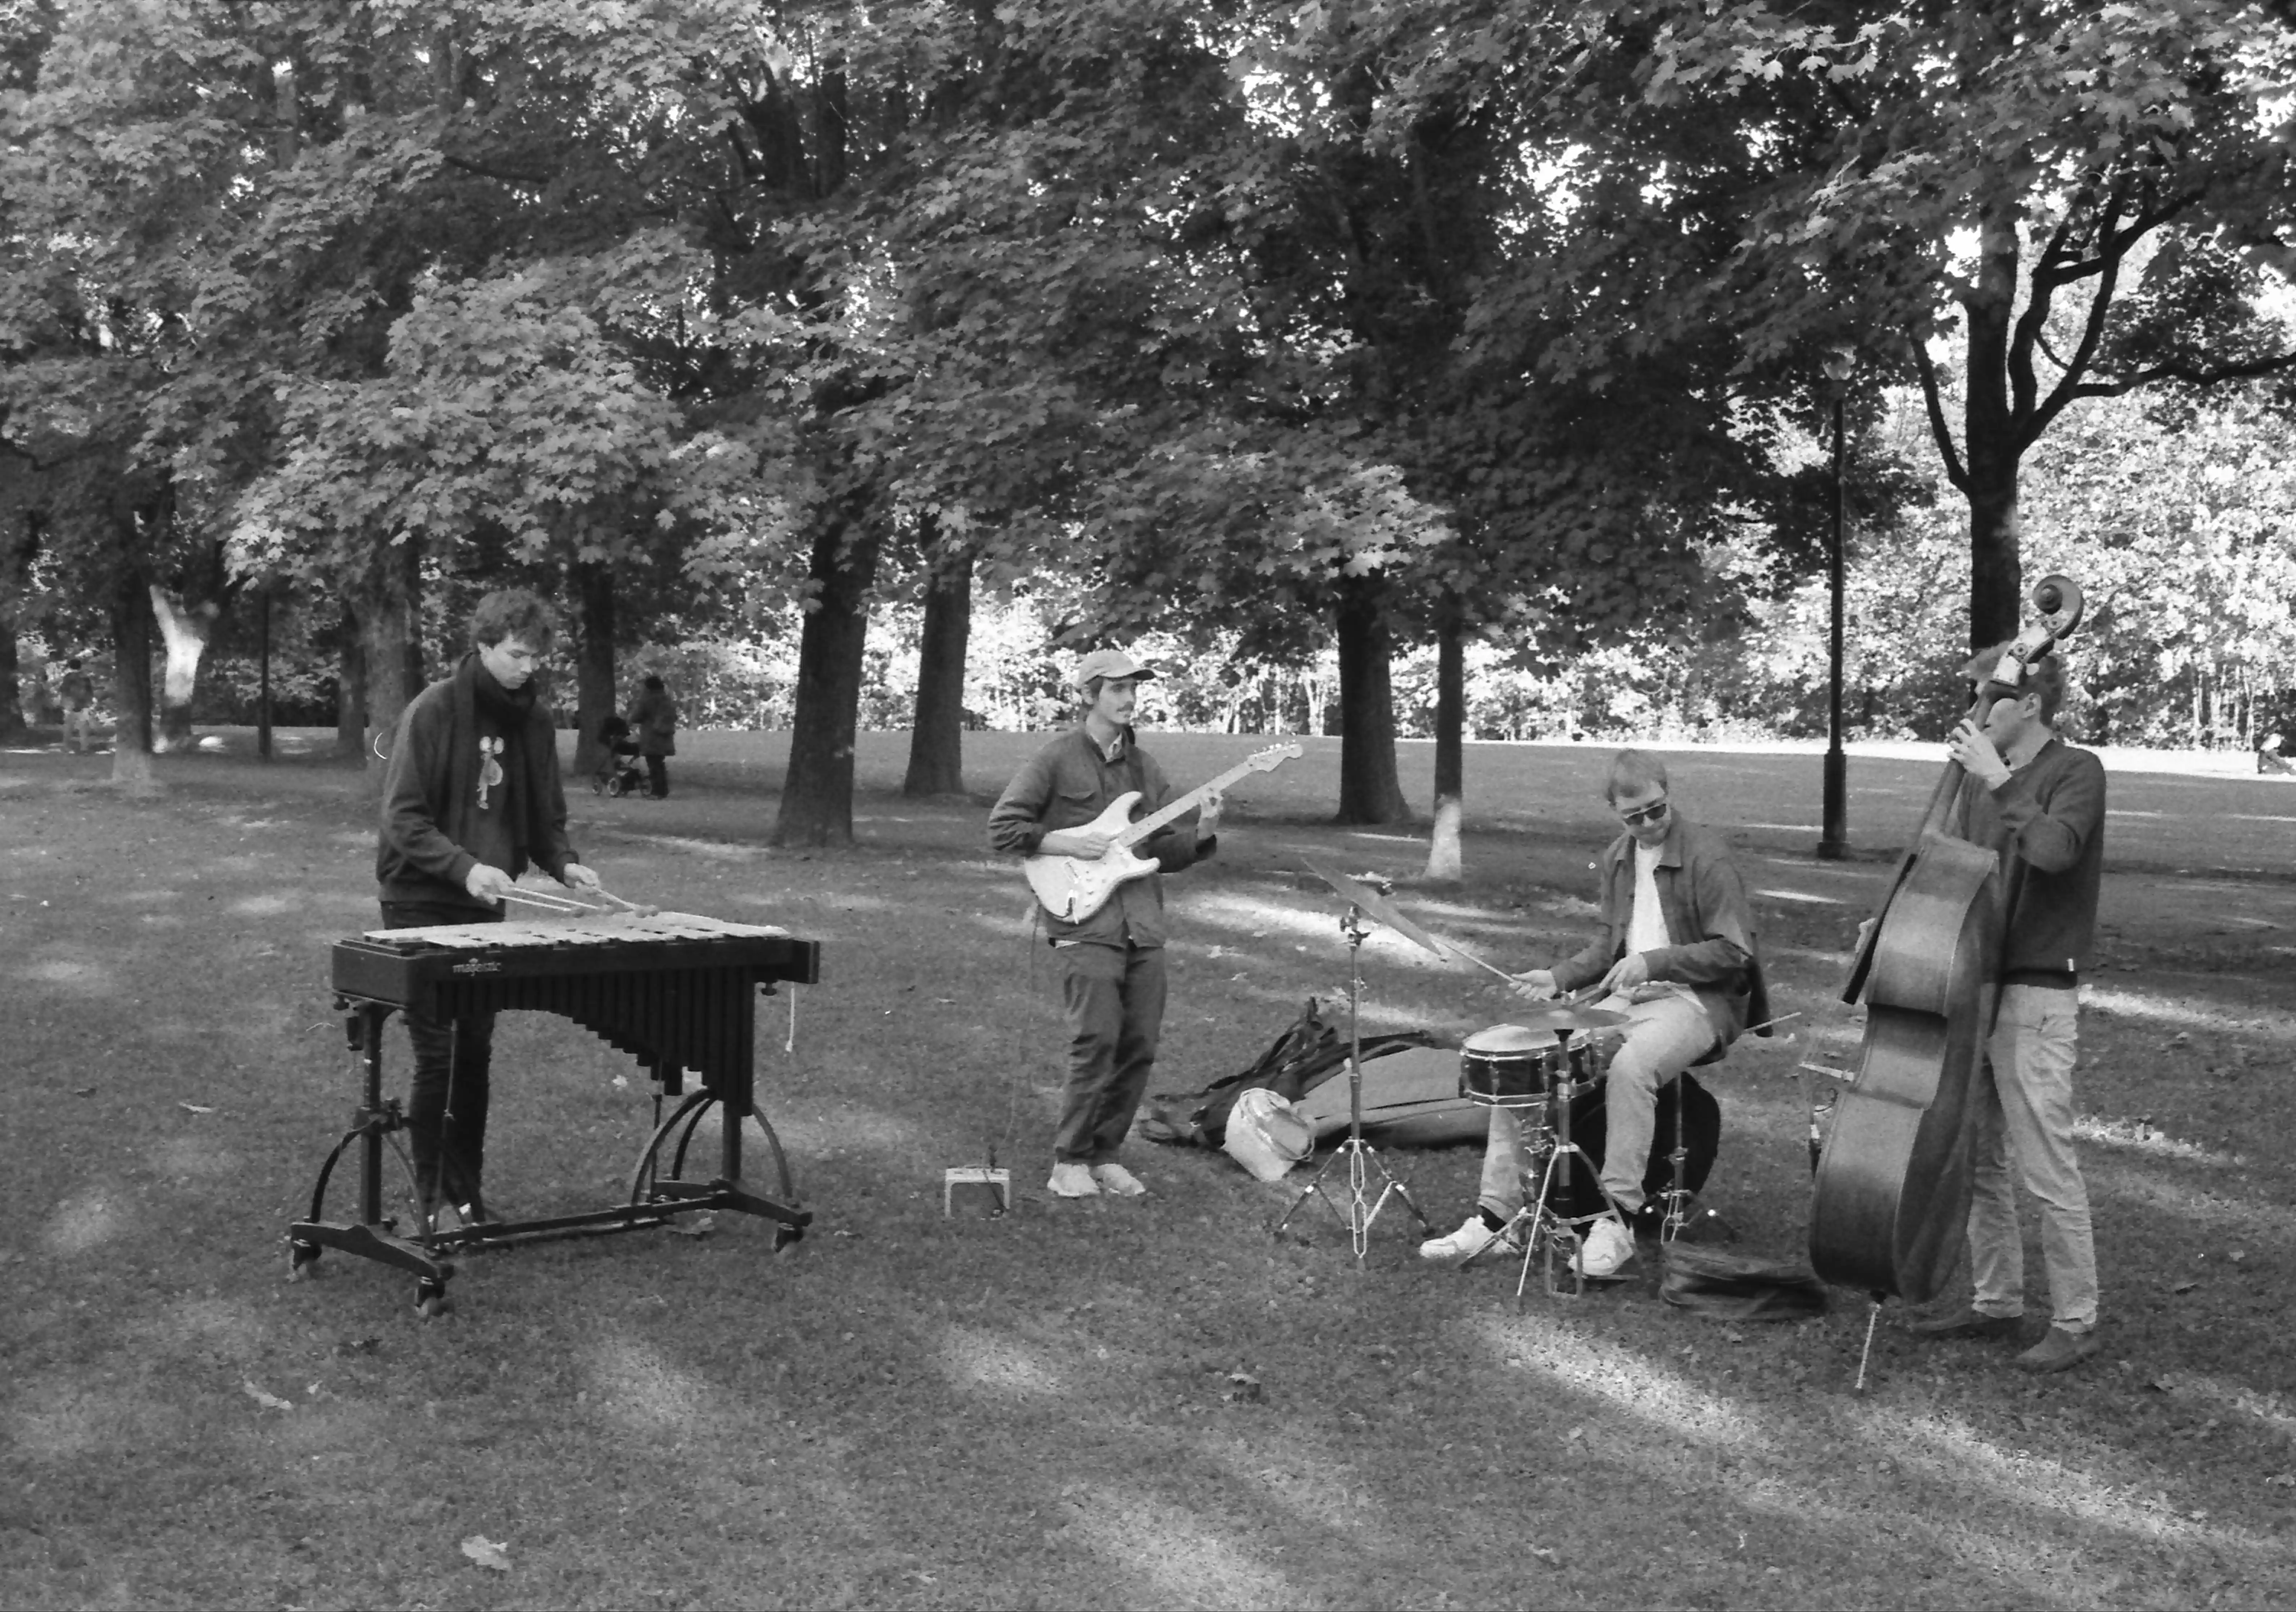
43, 1188, 125, 1254
2073, 1114, 2233, 1167
2082, 987, 2296, 1038
1465, 1311, 1779, 1455
936, 1325, 1068, 1397
1849, 1402, 2235, 1550
229, 894, 297, 916
24, 957, 117, 994
1195, 1430, 1401, 1548
1063, 1483, 1300, 1611
582, 1336, 710, 1433
1756, 887, 1847, 907
2087, 1164, 2296, 1241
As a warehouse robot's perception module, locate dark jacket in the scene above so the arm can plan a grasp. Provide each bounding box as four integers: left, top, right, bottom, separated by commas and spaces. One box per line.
986, 724, 1214, 948
377, 655, 576, 910
1550, 813, 1770, 1059
628, 685, 677, 757
1953, 736, 2106, 987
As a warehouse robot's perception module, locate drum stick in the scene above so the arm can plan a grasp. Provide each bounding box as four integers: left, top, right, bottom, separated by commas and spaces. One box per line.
591, 887, 659, 916
500, 890, 583, 913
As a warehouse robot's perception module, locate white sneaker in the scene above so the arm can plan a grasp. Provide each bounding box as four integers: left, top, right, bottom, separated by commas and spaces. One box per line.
1047, 1162, 1100, 1198
1091, 1162, 1148, 1197
1418, 1214, 1520, 1262
1572, 1214, 1636, 1278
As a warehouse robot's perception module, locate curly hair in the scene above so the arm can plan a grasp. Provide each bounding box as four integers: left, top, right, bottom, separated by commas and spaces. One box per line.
468, 588, 558, 653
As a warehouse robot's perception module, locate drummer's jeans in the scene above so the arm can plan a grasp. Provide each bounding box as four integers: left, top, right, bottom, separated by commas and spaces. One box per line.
1477, 991, 1716, 1218
1967, 984, 2098, 1332
1051, 939, 1167, 1165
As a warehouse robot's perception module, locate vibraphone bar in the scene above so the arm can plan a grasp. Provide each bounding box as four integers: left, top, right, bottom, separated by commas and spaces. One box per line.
288, 912, 822, 1315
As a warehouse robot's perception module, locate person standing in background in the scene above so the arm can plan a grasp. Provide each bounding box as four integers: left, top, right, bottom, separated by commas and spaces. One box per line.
628, 672, 678, 799
56, 658, 96, 753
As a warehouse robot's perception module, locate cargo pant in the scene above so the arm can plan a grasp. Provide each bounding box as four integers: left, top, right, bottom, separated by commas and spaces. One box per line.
1052, 940, 1167, 1165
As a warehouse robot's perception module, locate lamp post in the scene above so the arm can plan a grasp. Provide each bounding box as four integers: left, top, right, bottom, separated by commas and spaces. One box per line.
1816, 347, 1854, 861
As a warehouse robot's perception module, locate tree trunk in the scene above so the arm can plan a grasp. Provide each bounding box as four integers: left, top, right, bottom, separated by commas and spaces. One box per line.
359, 542, 422, 788
572, 559, 618, 777
1424, 608, 1465, 882
334, 601, 366, 760
774, 512, 882, 846
148, 584, 217, 751
107, 570, 159, 795
1963, 202, 2023, 652
256, 587, 273, 760
903, 546, 971, 796
0, 612, 22, 742
1333, 574, 1411, 824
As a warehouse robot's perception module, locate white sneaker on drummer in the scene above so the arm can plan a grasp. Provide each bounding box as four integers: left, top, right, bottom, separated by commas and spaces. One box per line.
1418, 1214, 1521, 1262
1572, 1213, 1636, 1279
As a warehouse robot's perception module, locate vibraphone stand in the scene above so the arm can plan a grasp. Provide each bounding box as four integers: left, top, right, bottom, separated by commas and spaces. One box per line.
1275, 893, 1431, 1260
287, 994, 809, 1318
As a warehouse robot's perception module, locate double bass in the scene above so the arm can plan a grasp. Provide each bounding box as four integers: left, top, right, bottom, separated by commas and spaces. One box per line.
1809, 575, 2085, 1302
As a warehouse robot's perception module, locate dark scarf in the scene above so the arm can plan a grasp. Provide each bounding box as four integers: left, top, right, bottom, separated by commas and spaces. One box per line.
445, 652, 556, 872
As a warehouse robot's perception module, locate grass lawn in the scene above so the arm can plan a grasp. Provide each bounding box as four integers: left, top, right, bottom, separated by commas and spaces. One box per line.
3, 725, 2292, 1609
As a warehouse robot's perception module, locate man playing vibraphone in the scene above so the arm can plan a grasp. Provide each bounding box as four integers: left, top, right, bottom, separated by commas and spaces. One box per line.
376, 587, 600, 1228
1421, 749, 1767, 1277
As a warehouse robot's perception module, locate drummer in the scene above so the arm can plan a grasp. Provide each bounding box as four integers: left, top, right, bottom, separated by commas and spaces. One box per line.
1421, 749, 1769, 1278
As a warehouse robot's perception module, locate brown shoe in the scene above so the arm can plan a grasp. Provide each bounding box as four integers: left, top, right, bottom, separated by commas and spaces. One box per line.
1910, 1306, 2023, 1340
2016, 1326, 2100, 1373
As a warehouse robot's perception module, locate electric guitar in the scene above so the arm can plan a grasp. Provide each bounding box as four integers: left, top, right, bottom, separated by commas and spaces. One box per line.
1024, 741, 1304, 922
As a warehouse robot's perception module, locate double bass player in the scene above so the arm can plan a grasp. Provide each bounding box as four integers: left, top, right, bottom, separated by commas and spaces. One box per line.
1909, 643, 2107, 1373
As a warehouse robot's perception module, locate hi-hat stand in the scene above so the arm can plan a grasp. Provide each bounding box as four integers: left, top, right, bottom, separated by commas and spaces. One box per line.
1276, 868, 1430, 1259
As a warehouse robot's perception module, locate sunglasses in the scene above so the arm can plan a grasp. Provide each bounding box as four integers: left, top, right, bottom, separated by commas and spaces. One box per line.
1618, 797, 1669, 827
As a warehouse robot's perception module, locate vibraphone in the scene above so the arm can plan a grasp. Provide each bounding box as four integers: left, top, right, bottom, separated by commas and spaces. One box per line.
288, 912, 822, 1314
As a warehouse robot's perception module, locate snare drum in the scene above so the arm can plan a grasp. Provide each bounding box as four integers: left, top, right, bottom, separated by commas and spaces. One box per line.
1460, 1024, 1559, 1107
1460, 1024, 1617, 1107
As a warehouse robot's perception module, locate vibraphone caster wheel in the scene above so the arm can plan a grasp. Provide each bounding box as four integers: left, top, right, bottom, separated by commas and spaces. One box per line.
772, 1224, 805, 1254
414, 1279, 451, 1320
286, 1240, 321, 1281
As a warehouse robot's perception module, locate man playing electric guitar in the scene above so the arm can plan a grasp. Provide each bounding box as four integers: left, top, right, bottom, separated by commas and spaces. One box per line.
988, 649, 1221, 1200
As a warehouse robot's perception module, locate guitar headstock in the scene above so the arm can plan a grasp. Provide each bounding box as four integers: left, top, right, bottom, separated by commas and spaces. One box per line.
1247, 741, 1306, 772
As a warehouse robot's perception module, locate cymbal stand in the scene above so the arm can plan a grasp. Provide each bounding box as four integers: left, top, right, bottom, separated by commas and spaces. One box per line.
1276, 896, 1430, 1260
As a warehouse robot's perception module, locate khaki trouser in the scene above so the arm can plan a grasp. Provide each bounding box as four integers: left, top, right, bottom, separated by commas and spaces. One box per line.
1968, 984, 2099, 1332
1476, 990, 1717, 1217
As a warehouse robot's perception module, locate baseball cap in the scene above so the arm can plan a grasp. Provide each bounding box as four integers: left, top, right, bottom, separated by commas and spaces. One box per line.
1074, 648, 1156, 687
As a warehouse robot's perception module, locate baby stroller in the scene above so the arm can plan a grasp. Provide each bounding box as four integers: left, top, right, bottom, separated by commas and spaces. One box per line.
591, 715, 646, 797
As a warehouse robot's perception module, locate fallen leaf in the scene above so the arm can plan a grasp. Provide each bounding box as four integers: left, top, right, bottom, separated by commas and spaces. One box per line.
667, 1213, 716, 1238
1529, 1547, 1562, 1568
460, 1536, 511, 1572
241, 1379, 293, 1412
179, 1102, 215, 1115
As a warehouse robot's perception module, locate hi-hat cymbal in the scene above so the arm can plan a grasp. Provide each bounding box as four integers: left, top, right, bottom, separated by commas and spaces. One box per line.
1508, 1004, 1632, 1032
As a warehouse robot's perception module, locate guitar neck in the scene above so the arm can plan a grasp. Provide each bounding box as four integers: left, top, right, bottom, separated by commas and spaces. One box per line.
1116, 758, 1260, 847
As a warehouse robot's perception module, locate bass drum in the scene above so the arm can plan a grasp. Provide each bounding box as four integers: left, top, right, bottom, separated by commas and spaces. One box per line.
1548, 1073, 1722, 1226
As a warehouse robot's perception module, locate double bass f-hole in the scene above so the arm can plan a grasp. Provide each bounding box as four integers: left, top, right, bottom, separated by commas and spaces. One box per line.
1809, 574, 2085, 1305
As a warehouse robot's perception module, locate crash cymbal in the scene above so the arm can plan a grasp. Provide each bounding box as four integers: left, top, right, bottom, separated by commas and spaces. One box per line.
1297, 856, 1450, 960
